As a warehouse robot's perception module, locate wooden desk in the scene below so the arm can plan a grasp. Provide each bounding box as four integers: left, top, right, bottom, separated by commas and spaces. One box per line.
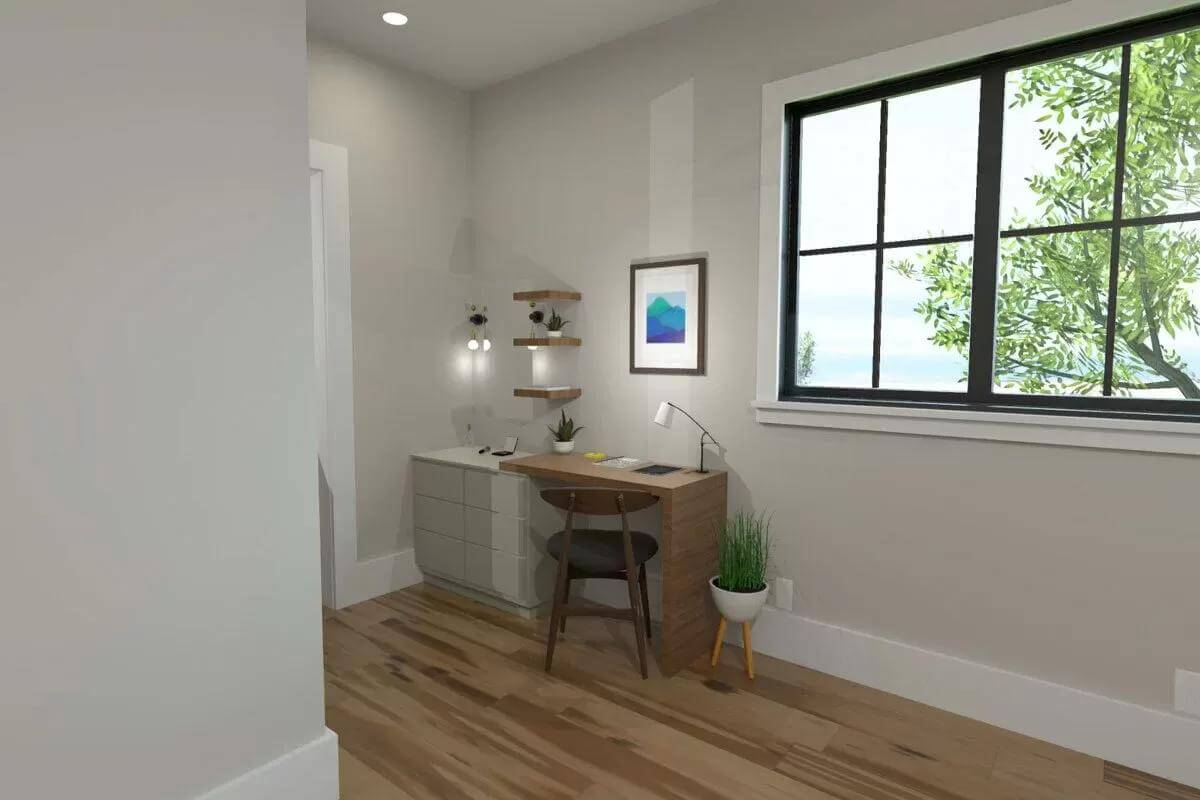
500, 453, 726, 675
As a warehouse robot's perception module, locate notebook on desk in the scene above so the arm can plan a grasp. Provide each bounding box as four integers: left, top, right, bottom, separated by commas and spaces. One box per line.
594, 456, 682, 476
595, 455, 642, 469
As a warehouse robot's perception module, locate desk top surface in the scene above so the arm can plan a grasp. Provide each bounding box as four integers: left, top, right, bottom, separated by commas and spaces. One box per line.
499, 453, 725, 494
413, 446, 535, 473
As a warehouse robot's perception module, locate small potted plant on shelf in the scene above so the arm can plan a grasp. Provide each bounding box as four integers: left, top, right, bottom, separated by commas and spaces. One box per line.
547, 409, 584, 454
544, 307, 570, 338
711, 510, 772, 626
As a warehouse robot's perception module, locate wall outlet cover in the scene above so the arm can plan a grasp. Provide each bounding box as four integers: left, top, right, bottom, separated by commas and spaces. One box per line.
774, 577, 794, 612
1176, 668, 1200, 717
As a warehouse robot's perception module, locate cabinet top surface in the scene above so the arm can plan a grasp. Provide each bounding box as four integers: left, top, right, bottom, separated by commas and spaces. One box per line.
499, 453, 725, 495
413, 447, 534, 473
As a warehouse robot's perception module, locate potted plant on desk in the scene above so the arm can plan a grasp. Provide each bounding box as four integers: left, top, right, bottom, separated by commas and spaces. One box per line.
548, 409, 584, 454
710, 510, 772, 679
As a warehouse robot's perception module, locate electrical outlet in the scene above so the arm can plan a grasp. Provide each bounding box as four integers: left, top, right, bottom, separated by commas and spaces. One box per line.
774, 577, 794, 612
1176, 669, 1200, 717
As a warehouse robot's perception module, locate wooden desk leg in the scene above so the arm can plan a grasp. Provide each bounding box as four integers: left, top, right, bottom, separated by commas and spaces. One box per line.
710, 617, 726, 667
658, 473, 727, 676
742, 622, 754, 680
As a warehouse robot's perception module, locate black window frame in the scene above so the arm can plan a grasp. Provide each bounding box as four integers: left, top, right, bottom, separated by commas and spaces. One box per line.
779, 6, 1200, 421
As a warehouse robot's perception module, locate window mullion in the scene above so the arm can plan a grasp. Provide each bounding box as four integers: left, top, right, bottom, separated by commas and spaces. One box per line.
871, 100, 888, 389
966, 67, 1006, 402
1102, 44, 1133, 396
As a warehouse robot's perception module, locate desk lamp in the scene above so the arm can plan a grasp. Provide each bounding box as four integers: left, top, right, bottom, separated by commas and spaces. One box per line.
653, 401, 721, 473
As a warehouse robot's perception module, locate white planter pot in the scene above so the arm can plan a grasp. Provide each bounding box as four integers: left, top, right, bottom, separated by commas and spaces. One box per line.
710, 577, 768, 623
551, 440, 575, 455
547, 330, 563, 338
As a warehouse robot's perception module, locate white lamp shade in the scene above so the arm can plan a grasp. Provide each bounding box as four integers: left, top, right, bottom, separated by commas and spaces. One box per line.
653, 401, 674, 428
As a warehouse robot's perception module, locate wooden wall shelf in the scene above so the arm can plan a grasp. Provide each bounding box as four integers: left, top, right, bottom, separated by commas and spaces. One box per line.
513, 337, 581, 347
513, 387, 582, 400
513, 290, 582, 302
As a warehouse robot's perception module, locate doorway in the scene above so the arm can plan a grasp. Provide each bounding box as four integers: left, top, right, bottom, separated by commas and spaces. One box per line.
310, 139, 358, 609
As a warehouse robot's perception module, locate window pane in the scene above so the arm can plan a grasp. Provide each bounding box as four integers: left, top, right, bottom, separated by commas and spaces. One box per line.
1113, 221, 1200, 399
1124, 29, 1200, 218
794, 251, 875, 387
884, 80, 981, 241
799, 102, 880, 250
993, 230, 1111, 395
880, 243, 972, 391
1001, 47, 1121, 230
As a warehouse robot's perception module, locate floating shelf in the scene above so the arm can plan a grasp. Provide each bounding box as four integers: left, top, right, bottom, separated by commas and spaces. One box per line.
513, 290, 582, 302
513, 337, 581, 347
514, 386, 583, 400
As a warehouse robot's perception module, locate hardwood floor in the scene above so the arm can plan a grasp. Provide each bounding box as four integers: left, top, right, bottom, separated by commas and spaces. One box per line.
324, 584, 1197, 800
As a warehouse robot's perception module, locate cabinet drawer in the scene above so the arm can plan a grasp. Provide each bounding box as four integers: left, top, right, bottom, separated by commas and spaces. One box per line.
413, 460, 463, 503
413, 494, 464, 539
464, 470, 526, 516
415, 528, 465, 581
464, 507, 525, 556
464, 543, 523, 601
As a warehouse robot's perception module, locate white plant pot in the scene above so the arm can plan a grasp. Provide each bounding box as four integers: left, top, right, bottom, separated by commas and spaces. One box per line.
710, 577, 768, 623
547, 330, 563, 338
552, 440, 575, 455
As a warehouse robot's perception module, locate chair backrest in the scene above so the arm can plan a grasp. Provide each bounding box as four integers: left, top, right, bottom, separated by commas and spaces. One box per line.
539, 487, 659, 516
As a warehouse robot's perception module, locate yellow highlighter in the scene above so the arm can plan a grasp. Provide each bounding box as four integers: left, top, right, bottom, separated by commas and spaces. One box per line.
583, 451, 607, 462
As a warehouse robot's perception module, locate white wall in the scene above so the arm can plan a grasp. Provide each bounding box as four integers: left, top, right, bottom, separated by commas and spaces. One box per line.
308, 38, 475, 560
1, 2, 333, 798
469, 0, 1200, 721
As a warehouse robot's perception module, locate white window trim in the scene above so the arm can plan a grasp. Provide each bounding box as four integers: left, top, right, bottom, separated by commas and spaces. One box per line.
755, 0, 1200, 455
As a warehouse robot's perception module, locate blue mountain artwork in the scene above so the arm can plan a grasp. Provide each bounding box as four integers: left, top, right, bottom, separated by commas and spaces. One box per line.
646, 292, 686, 344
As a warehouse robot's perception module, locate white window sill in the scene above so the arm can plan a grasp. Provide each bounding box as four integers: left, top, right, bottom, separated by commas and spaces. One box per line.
752, 400, 1200, 455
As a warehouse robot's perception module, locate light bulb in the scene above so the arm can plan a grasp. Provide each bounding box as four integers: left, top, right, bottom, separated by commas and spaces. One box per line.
467, 338, 479, 351
482, 338, 492, 352
527, 345, 538, 351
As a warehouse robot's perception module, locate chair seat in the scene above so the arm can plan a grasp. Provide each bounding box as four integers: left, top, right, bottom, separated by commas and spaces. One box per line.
547, 529, 659, 574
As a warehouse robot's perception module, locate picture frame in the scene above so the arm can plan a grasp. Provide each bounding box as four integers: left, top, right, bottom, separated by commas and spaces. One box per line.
629, 254, 707, 375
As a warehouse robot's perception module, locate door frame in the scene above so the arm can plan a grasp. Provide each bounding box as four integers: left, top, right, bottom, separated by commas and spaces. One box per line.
310, 139, 358, 609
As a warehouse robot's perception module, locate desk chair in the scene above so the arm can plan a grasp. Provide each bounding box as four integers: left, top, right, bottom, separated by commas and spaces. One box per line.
541, 487, 659, 678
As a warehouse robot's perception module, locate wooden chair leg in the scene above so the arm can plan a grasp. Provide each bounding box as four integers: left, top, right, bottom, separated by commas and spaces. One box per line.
742, 621, 754, 680
559, 577, 571, 633
622, 537, 648, 679
711, 617, 727, 667
638, 563, 651, 641
545, 538, 571, 672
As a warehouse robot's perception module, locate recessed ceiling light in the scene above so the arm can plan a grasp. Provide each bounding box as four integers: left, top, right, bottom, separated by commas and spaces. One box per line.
381, 11, 408, 26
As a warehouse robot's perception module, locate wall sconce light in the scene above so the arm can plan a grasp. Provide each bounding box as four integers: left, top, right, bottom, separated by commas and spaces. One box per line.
467, 304, 490, 352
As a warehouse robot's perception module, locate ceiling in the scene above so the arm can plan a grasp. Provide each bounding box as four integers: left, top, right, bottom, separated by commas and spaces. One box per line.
306, 0, 721, 90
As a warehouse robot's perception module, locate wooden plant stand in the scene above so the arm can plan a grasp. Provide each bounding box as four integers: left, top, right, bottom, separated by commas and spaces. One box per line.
710, 617, 755, 679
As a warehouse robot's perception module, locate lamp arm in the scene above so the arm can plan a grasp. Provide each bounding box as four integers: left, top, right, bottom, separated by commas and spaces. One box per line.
667, 402, 722, 449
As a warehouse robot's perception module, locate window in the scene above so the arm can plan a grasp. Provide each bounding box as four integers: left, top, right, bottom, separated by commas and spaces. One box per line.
781, 10, 1200, 417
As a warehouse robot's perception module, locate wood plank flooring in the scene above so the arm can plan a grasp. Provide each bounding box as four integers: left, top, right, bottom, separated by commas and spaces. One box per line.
324, 584, 1198, 800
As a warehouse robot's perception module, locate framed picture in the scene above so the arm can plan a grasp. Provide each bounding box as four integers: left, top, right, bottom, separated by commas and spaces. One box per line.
629, 254, 706, 375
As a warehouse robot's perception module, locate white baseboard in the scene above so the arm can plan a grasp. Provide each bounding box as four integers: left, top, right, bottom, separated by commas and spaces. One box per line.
337, 547, 421, 608
734, 606, 1200, 789
197, 728, 339, 800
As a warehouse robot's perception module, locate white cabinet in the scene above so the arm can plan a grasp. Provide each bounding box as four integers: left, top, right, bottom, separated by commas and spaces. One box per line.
411, 449, 549, 613
464, 470, 526, 517
414, 528, 465, 581
413, 495, 465, 539
413, 461, 464, 503
464, 506, 525, 555
465, 543, 522, 600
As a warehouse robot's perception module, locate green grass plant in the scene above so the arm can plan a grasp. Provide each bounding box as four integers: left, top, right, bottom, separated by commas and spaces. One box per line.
715, 510, 772, 593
